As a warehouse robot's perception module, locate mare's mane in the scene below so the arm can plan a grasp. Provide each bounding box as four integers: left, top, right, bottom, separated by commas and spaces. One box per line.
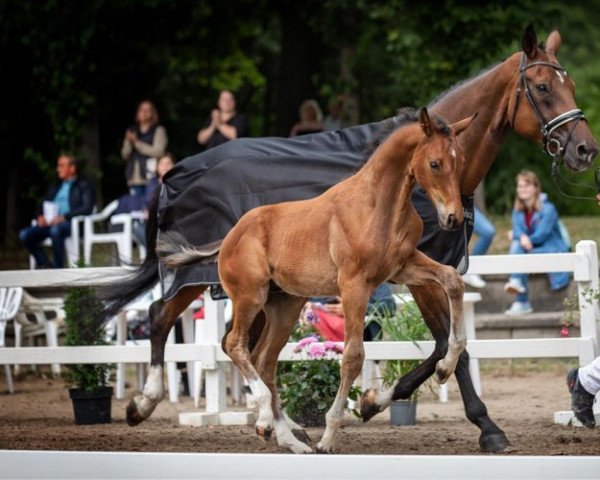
428, 60, 505, 107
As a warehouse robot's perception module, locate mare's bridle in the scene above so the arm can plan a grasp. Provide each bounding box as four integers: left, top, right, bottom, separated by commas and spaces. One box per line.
511, 53, 600, 199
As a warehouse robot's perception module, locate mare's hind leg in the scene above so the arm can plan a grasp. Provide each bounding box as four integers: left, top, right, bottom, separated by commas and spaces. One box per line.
126, 286, 204, 426
252, 292, 312, 453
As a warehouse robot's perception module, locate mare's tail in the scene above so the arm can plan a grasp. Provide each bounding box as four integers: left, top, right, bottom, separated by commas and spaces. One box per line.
95, 190, 161, 325
156, 231, 222, 268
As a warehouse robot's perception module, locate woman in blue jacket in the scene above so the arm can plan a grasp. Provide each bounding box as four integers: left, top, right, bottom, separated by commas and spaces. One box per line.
504, 170, 570, 315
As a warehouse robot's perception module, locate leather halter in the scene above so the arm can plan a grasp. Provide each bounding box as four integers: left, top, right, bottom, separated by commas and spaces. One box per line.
511, 53, 600, 199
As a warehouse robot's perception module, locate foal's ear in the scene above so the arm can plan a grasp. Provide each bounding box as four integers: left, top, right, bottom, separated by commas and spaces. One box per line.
522, 24, 538, 60
546, 30, 561, 55
450, 113, 477, 137
419, 108, 433, 137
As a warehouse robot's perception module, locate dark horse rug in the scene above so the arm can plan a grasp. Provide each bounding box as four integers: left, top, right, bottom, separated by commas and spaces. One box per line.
157, 117, 474, 301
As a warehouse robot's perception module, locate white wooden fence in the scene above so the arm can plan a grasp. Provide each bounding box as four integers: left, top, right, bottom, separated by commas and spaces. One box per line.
0, 241, 598, 420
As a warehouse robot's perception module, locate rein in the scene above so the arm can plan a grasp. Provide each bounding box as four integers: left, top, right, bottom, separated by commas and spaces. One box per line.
511, 53, 600, 199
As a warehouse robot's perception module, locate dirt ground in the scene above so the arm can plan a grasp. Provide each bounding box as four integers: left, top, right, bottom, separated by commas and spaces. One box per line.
0, 360, 598, 456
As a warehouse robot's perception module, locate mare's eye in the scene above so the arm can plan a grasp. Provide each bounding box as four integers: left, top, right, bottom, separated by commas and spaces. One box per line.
429, 160, 441, 171
536, 84, 549, 93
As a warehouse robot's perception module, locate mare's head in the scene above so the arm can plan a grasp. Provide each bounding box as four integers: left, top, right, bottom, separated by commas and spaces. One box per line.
511, 25, 598, 171
412, 108, 475, 230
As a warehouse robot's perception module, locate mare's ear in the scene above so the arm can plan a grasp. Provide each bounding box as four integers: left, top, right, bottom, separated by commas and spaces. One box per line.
419, 108, 433, 137
546, 30, 561, 55
450, 113, 477, 137
522, 24, 538, 60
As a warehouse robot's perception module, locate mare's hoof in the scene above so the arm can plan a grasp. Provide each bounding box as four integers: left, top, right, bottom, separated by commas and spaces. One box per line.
435, 361, 451, 384
255, 425, 273, 441
292, 428, 312, 444
360, 389, 382, 422
125, 400, 144, 427
480, 432, 512, 453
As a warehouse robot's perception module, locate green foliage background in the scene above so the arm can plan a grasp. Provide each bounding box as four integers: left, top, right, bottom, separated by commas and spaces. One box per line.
1, 0, 599, 244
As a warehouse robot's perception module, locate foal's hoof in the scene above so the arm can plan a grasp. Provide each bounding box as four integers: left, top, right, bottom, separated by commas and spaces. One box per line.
316, 442, 336, 454
480, 432, 512, 453
255, 425, 273, 441
292, 428, 312, 444
125, 400, 145, 427
360, 389, 382, 422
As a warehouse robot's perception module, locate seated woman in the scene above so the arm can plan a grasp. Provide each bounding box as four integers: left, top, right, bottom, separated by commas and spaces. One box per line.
504, 170, 570, 315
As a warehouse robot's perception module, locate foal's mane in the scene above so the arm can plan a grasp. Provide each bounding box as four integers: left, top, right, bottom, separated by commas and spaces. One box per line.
362, 107, 450, 165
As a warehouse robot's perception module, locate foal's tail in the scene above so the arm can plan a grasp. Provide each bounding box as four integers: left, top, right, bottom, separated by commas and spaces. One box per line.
95, 190, 161, 325
157, 231, 222, 268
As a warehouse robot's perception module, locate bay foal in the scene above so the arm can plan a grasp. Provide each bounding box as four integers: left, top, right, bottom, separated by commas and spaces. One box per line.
161, 108, 475, 453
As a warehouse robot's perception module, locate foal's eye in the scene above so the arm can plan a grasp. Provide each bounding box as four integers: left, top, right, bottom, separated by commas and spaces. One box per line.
536, 84, 549, 93
429, 160, 441, 171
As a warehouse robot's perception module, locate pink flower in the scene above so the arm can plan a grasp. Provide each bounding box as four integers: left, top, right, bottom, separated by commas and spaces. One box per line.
293, 335, 318, 353
309, 343, 326, 359
324, 341, 343, 355
560, 326, 570, 337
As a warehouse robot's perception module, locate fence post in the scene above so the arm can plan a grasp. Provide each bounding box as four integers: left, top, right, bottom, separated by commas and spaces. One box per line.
202, 294, 227, 413
574, 241, 599, 364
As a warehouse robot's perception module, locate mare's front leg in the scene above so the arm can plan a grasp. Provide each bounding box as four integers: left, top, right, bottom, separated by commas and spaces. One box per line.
317, 280, 370, 454
126, 286, 204, 426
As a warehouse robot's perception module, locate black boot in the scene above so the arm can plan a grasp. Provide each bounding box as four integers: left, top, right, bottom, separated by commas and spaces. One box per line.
567, 368, 596, 428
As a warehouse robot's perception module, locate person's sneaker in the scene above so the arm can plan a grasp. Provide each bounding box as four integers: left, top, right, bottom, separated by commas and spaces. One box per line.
566, 368, 596, 428
463, 274, 487, 289
504, 301, 533, 315
503, 278, 526, 294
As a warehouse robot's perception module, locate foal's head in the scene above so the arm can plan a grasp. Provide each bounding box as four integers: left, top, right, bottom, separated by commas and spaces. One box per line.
412, 108, 474, 230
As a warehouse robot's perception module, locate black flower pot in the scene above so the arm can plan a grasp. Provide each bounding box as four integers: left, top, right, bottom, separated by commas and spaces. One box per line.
69, 386, 113, 425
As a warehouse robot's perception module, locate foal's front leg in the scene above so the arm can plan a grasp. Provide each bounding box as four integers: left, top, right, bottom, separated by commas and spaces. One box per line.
396, 251, 466, 383
317, 280, 370, 454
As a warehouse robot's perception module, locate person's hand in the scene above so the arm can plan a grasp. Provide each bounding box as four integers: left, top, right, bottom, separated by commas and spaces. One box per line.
596, 193, 600, 206
322, 303, 344, 317
125, 130, 137, 143
519, 233, 533, 251
36, 215, 48, 227
210, 109, 221, 126
50, 215, 65, 226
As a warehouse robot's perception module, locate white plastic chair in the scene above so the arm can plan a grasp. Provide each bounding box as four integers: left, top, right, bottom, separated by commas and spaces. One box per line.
84, 200, 145, 265
14, 290, 65, 377
0, 288, 23, 393
28, 214, 87, 269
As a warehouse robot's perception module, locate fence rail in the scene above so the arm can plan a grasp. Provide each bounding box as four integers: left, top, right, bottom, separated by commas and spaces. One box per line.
1, 241, 598, 419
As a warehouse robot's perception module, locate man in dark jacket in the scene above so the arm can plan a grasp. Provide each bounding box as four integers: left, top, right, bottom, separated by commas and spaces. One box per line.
19, 154, 96, 268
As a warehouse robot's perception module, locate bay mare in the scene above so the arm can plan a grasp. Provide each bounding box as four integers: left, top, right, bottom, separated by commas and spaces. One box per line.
158, 109, 474, 453
99, 25, 598, 453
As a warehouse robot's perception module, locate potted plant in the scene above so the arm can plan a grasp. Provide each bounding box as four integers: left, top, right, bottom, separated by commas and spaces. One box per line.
368, 295, 432, 425
63, 286, 114, 425
278, 326, 361, 427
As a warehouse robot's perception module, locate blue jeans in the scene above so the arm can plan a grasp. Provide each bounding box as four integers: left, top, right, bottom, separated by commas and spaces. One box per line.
508, 240, 570, 303
472, 207, 495, 256
19, 221, 72, 268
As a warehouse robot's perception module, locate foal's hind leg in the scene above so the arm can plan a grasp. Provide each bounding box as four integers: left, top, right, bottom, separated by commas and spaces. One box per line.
224, 286, 282, 439
126, 286, 204, 426
251, 293, 312, 453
